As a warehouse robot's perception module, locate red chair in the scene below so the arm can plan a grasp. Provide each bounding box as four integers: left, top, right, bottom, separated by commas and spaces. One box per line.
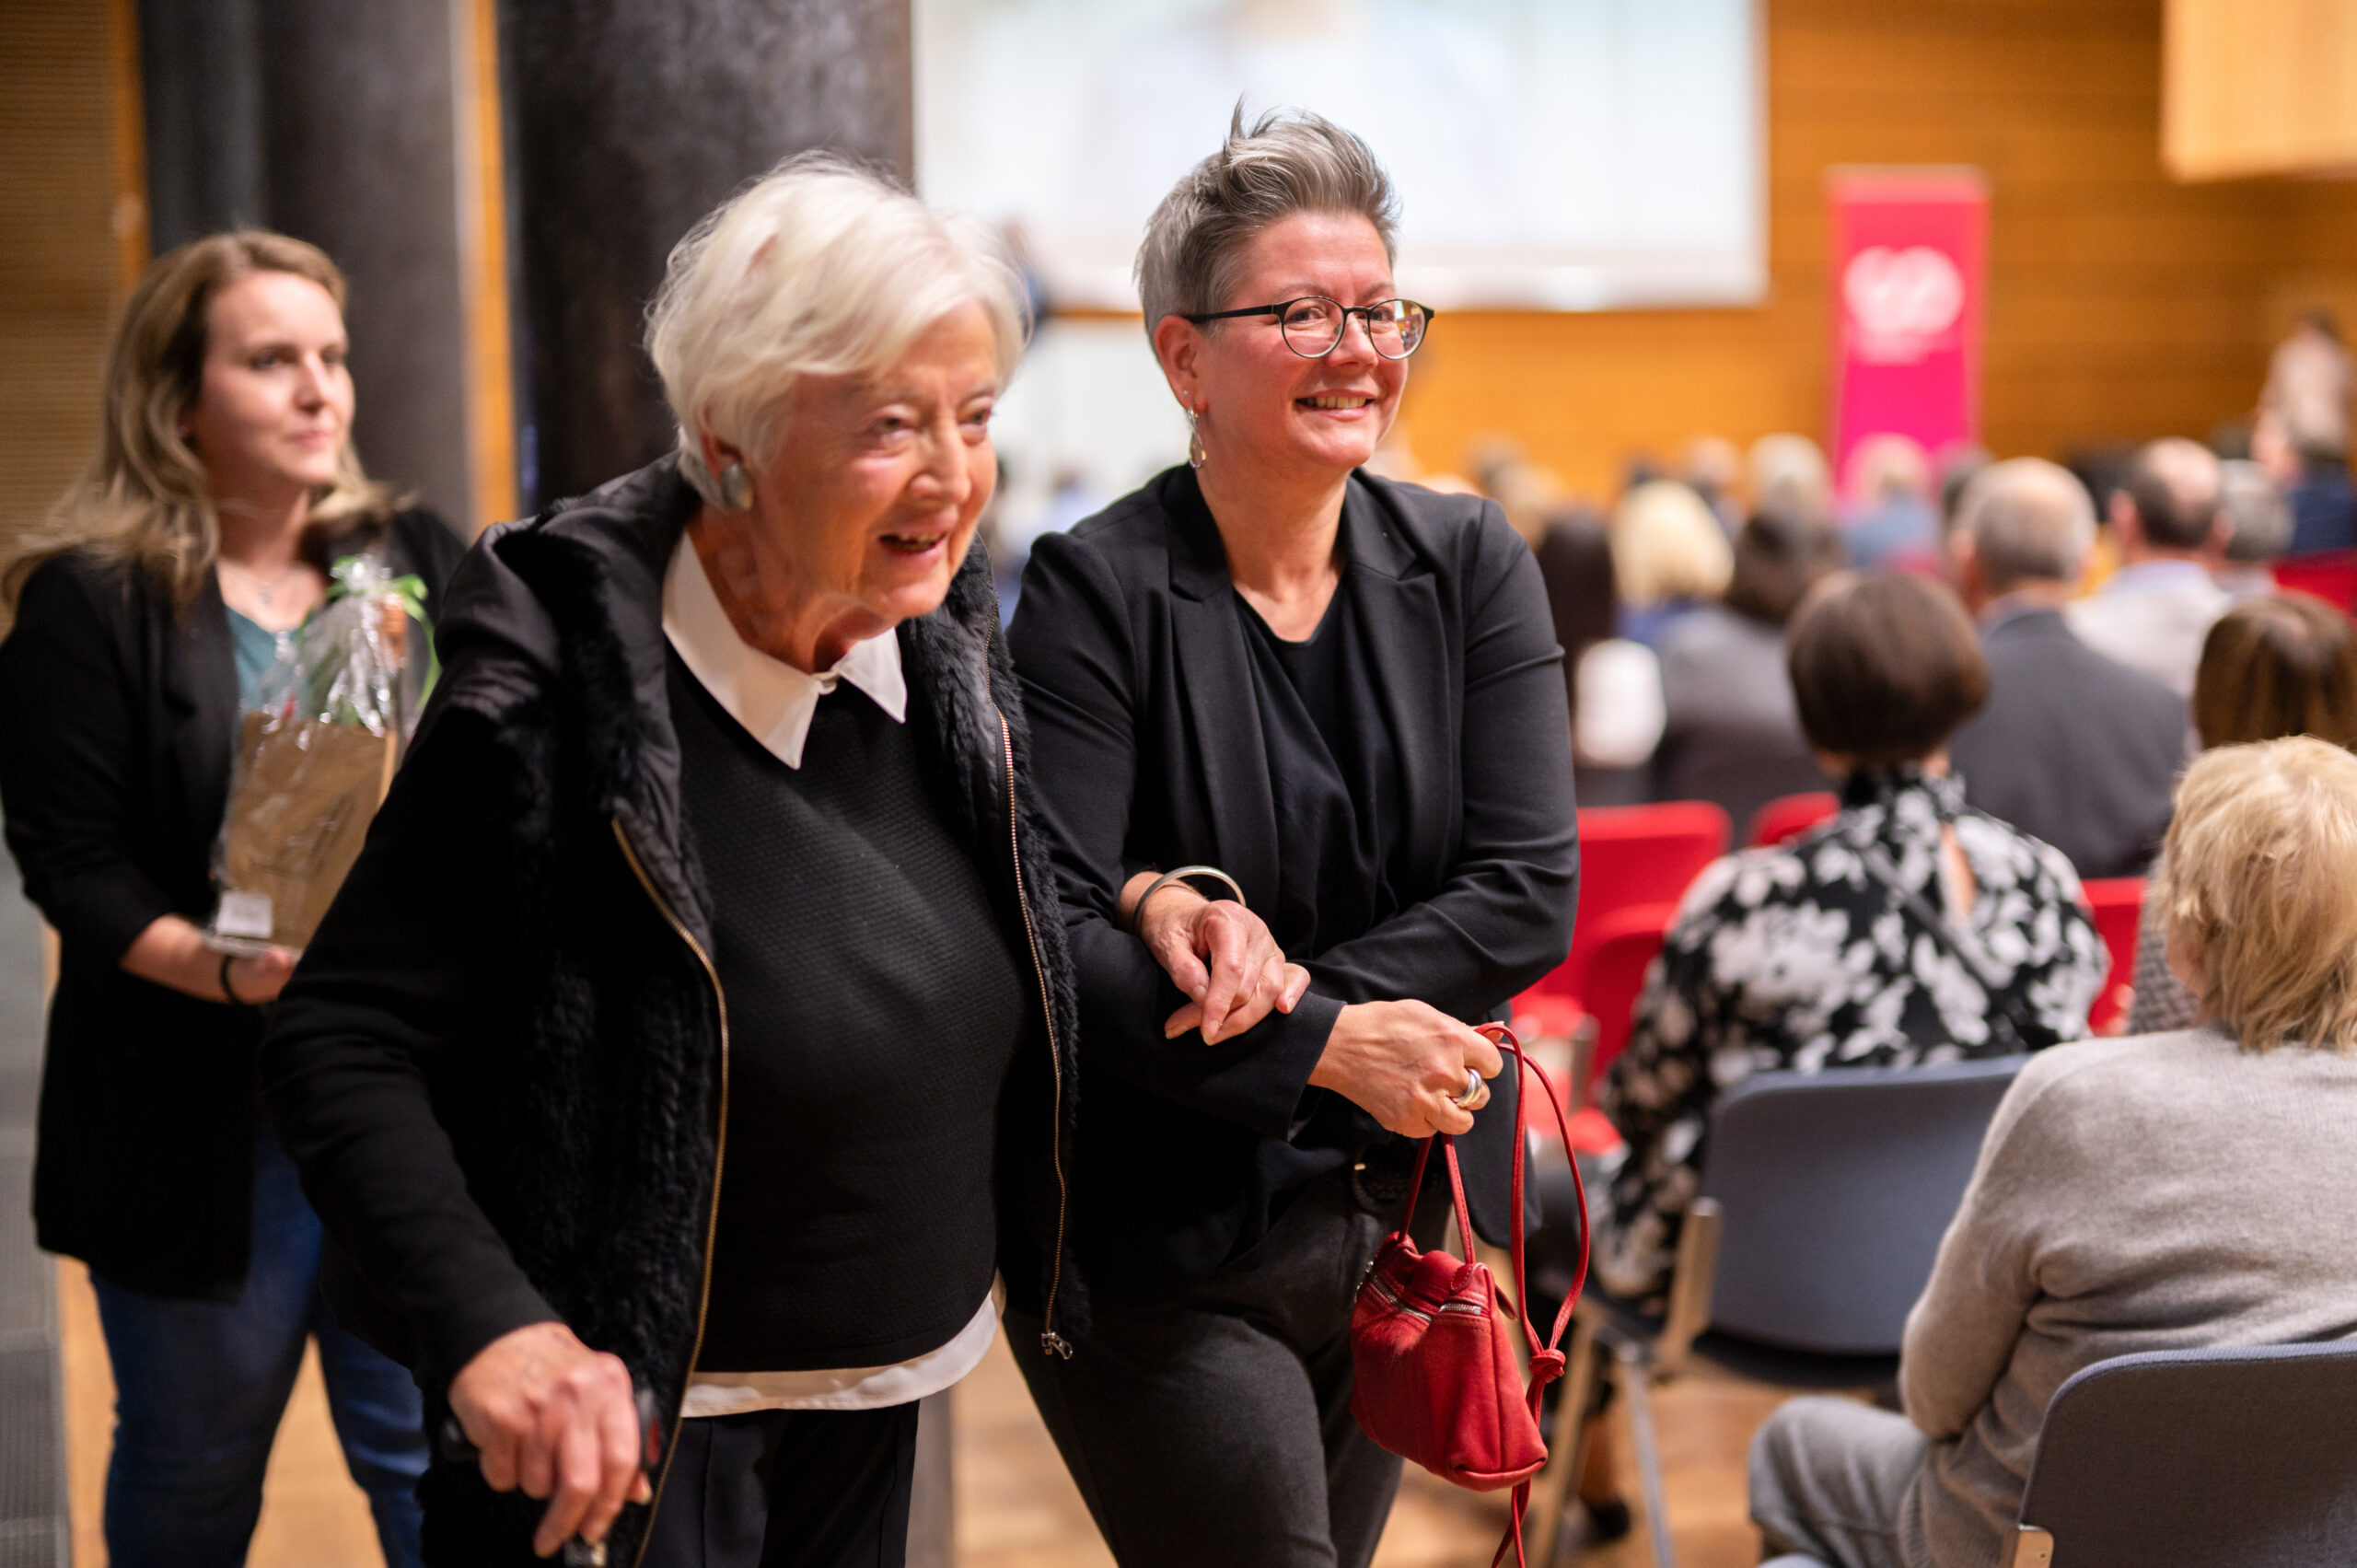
2082, 877, 2144, 1034
2274, 551, 2357, 614
1525, 801, 1730, 1004
1747, 790, 1839, 849
1577, 901, 1679, 1082
1522, 901, 1681, 1156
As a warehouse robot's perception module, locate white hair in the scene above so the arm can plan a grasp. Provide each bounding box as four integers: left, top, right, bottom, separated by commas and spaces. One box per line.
645, 153, 1028, 503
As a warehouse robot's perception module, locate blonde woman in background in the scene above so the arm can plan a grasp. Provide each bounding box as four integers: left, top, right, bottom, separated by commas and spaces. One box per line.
1752, 736, 2357, 1568
0, 231, 459, 1568
1610, 477, 1732, 650
1748, 432, 1835, 521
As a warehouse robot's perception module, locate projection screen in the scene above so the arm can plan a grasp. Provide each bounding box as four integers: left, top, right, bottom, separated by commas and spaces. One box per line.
914, 0, 1764, 313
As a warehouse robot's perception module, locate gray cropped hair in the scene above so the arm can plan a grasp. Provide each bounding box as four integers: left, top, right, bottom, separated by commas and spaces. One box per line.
645, 152, 1028, 504
1956, 457, 2096, 590
1135, 107, 1399, 343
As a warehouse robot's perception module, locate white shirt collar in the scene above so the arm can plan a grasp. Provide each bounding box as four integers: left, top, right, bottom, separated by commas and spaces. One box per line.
661, 533, 906, 769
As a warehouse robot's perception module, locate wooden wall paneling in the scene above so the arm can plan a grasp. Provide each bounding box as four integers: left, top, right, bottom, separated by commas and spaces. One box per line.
107, 0, 147, 287
1399, 0, 2308, 497
453, 0, 516, 534
0, 0, 131, 574
2165, 0, 2357, 181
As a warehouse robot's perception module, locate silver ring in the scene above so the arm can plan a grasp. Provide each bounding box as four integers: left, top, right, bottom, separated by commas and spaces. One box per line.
1450, 1066, 1483, 1109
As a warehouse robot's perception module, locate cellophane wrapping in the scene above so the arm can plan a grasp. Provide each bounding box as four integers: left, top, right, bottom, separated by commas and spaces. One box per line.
205, 558, 424, 954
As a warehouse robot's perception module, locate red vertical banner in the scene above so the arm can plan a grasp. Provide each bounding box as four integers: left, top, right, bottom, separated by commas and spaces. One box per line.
1828, 167, 1990, 486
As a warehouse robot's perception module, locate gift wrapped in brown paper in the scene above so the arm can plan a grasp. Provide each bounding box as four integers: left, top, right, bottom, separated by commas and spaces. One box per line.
207, 556, 434, 954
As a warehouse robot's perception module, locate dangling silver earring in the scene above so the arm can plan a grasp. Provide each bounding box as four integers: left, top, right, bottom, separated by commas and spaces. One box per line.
1186, 409, 1207, 470
719, 460, 754, 510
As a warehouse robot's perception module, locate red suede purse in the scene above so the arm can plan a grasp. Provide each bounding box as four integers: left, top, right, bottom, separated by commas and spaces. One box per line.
1348, 1025, 1588, 1568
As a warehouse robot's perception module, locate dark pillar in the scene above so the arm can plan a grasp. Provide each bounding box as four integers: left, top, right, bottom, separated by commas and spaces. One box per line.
499, 0, 913, 505
133, 0, 482, 529
257, 0, 476, 529
136, 0, 264, 249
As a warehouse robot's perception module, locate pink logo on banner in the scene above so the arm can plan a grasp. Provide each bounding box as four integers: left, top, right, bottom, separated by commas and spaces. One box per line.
1828, 168, 1989, 488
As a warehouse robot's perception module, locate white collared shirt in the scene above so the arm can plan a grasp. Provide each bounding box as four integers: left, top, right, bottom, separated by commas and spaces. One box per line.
661, 533, 907, 768
662, 533, 1000, 1415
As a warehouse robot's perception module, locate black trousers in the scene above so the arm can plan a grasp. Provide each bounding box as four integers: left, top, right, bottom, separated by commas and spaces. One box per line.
641, 1403, 920, 1568
1008, 1172, 1444, 1568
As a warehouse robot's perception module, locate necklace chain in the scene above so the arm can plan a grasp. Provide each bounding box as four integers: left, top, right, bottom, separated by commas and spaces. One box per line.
217, 556, 305, 609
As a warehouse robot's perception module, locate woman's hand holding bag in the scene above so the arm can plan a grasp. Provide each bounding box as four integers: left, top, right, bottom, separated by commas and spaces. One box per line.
1348, 1025, 1588, 1568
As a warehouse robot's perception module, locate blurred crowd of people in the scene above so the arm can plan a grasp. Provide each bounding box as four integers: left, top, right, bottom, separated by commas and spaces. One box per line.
1380, 307, 2357, 871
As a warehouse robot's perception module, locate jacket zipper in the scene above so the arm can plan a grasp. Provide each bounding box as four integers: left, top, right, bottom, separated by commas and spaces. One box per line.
994, 706, 1074, 1358
611, 819, 730, 1568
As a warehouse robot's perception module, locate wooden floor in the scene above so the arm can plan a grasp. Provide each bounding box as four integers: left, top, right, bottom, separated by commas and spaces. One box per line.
954, 1330, 1789, 1568
59, 1261, 1790, 1568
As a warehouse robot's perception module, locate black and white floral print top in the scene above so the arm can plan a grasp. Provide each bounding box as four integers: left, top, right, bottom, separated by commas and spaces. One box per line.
1596, 766, 2107, 1300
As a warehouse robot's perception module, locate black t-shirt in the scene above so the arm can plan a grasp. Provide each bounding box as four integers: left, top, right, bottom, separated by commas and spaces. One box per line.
668, 650, 1029, 1372
1234, 583, 1418, 1171
1236, 586, 1406, 960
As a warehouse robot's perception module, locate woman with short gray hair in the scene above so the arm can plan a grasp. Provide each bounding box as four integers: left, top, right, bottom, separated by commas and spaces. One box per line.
261, 154, 1115, 1567
1008, 110, 1579, 1566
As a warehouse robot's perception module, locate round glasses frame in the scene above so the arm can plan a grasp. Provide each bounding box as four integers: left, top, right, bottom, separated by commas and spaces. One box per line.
1178, 296, 1434, 361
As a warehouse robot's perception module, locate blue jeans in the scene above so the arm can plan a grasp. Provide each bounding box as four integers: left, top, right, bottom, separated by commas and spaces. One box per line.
91, 1132, 428, 1568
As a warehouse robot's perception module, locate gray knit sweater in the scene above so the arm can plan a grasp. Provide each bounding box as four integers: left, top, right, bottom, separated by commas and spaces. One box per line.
1895, 1026, 2357, 1568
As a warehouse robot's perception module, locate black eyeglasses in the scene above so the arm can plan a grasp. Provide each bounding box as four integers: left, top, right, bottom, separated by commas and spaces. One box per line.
1179, 296, 1434, 360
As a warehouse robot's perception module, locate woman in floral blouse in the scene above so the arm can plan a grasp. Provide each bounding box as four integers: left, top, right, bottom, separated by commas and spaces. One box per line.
1597, 571, 2108, 1300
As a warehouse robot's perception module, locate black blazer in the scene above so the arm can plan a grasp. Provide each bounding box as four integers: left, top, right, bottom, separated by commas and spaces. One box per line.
1946, 605, 2191, 881
0, 508, 466, 1299
1009, 466, 1580, 1302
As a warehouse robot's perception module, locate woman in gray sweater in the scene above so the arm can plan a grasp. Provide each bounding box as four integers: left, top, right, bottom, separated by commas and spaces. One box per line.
1749, 734, 2357, 1568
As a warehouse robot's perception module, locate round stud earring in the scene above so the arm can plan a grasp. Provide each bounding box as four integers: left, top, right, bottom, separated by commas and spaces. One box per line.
719, 460, 754, 510
1186, 410, 1207, 470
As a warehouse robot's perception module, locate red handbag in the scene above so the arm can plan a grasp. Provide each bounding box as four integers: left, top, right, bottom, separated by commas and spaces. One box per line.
1348, 1025, 1589, 1568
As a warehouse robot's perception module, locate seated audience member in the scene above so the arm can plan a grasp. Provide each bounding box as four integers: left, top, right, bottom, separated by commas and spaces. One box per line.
2255, 403, 2357, 559
1611, 478, 1731, 650
1935, 443, 1991, 540
2213, 456, 2293, 598
1650, 505, 1845, 830
1749, 431, 1834, 522
1681, 434, 1745, 534
2130, 594, 2357, 1033
1840, 433, 1939, 570
1535, 503, 1662, 805
2068, 438, 2230, 695
1751, 736, 2357, 1568
1598, 573, 2107, 1298
1946, 459, 2189, 879
2263, 308, 2351, 456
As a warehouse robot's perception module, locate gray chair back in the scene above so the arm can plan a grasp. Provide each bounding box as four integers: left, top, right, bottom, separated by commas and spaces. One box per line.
2005, 1340, 2357, 1568
1695, 1056, 2024, 1354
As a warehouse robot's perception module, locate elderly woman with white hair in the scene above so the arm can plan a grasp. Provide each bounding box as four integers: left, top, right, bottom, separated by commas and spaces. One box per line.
1748, 735, 2357, 1568
261, 156, 1108, 1567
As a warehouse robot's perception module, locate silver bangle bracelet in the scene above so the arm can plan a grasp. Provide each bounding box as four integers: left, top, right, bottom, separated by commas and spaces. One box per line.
1128, 864, 1248, 937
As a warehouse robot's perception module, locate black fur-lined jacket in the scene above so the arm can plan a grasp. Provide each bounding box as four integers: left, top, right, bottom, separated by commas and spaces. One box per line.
261, 457, 1085, 1565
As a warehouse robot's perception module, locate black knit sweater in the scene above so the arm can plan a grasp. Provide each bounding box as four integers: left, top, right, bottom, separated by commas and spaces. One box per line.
669, 656, 1026, 1372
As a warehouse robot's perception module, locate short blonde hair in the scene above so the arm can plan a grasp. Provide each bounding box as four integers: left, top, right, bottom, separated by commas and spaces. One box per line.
1610, 480, 1732, 608
1747, 433, 1832, 519
645, 153, 1028, 505
5, 231, 392, 610
2156, 736, 2357, 1052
